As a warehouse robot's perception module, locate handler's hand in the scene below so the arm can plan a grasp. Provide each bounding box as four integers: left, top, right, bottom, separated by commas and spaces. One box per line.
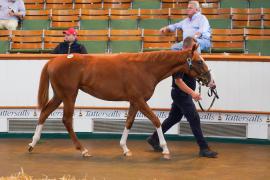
191, 92, 202, 101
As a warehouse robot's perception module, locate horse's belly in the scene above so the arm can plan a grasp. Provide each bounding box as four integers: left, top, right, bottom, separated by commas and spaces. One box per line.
80, 86, 128, 101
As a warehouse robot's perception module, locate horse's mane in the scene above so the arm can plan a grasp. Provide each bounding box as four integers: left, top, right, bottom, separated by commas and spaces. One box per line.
90, 49, 189, 63
69, 50, 190, 66
134, 50, 189, 63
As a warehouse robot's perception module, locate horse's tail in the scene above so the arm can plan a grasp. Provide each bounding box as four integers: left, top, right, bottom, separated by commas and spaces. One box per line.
38, 63, 49, 109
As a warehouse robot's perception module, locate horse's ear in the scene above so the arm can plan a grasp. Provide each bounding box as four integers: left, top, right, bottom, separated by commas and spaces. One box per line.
191, 44, 199, 54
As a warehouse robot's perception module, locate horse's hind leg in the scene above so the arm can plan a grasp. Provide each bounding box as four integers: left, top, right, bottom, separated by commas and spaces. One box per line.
29, 96, 62, 152
62, 99, 91, 157
120, 103, 138, 156
135, 99, 170, 159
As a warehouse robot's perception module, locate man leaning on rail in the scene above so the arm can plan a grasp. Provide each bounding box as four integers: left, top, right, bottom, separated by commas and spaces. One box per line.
52, 28, 88, 54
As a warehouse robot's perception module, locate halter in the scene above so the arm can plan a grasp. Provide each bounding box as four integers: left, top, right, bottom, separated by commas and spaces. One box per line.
197, 81, 219, 111
186, 56, 211, 86
186, 54, 219, 111
186, 57, 193, 69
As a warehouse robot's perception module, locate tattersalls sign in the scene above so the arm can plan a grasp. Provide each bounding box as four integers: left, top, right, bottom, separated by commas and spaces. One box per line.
0, 109, 268, 123
223, 114, 262, 123
0, 108, 269, 139
0, 110, 30, 117
84, 110, 168, 119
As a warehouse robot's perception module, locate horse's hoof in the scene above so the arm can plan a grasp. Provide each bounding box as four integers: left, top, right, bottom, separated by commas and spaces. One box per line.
82, 152, 92, 157
28, 145, 34, 152
81, 149, 92, 157
163, 153, 171, 160
124, 150, 132, 157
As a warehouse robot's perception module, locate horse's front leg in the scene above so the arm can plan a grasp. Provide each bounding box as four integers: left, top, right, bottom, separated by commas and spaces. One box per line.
120, 103, 138, 156
135, 99, 171, 159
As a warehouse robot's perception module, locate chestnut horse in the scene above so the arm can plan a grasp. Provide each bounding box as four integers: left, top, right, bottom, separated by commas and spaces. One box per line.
28, 45, 213, 159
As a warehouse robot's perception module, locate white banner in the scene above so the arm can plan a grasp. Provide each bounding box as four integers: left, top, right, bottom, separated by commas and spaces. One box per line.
0, 108, 269, 139
0, 60, 270, 111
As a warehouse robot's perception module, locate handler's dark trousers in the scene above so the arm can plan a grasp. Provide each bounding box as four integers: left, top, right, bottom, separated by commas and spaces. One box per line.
151, 89, 209, 150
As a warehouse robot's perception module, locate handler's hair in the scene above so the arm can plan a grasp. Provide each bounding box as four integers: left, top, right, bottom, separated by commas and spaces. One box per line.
183, 36, 197, 49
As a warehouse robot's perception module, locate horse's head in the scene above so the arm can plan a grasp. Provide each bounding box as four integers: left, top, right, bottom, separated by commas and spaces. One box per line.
185, 44, 215, 88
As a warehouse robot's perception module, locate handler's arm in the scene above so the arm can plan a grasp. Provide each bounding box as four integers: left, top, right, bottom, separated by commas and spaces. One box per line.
175, 78, 202, 101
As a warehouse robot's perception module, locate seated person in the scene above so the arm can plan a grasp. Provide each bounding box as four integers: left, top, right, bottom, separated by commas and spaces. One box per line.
160, 1, 211, 53
0, 0, 25, 30
52, 28, 88, 54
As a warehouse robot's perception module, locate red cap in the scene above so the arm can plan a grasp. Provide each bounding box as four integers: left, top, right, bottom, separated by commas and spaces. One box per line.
63, 28, 77, 35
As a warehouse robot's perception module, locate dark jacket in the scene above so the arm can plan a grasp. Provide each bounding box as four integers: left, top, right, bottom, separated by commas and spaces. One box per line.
52, 40, 88, 54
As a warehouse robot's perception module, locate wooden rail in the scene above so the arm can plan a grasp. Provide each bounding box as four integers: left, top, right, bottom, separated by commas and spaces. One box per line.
0, 106, 270, 115
0, 54, 270, 62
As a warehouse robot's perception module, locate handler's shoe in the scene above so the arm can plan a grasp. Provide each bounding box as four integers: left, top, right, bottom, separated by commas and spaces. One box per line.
199, 148, 218, 158
146, 136, 163, 152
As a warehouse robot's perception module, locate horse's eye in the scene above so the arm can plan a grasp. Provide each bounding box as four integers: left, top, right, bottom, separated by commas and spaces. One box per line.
198, 60, 203, 64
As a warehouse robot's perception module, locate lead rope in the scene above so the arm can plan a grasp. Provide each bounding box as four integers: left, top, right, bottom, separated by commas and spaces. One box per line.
197, 81, 219, 112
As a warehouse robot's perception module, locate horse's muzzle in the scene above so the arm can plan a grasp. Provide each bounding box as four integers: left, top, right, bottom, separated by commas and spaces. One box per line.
207, 76, 216, 89
197, 71, 212, 87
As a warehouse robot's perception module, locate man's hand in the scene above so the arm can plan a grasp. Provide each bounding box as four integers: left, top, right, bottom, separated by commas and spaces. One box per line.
194, 32, 202, 39
160, 27, 169, 34
9, 10, 15, 16
9, 10, 23, 19
191, 91, 202, 101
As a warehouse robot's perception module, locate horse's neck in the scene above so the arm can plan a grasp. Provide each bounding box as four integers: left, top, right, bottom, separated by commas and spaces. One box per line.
144, 51, 188, 82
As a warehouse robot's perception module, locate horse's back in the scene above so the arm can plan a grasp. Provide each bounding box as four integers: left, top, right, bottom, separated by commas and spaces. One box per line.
44, 52, 163, 101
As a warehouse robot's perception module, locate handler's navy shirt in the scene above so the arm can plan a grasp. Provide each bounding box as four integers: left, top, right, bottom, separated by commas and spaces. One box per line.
172, 72, 196, 96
